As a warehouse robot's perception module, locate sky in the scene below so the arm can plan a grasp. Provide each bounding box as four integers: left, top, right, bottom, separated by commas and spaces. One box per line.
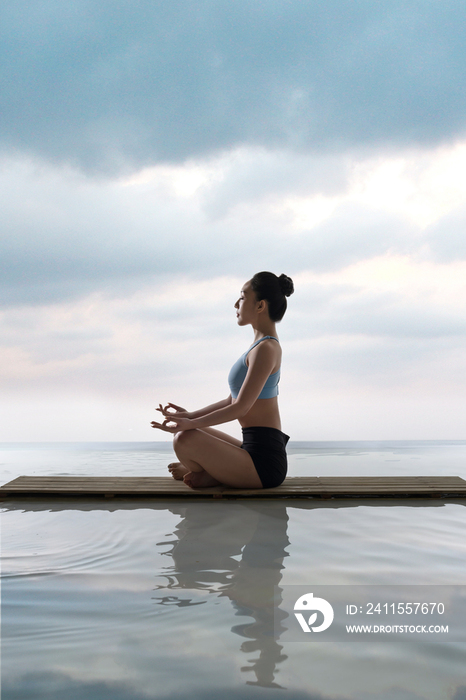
1, 0, 466, 442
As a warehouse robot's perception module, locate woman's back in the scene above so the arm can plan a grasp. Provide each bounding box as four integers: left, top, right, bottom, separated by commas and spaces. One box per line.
230, 336, 283, 430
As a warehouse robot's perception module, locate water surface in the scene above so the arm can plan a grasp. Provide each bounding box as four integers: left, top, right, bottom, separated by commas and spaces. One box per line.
2, 441, 466, 699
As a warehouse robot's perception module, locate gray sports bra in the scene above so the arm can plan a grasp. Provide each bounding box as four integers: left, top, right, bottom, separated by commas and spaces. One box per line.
228, 336, 280, 399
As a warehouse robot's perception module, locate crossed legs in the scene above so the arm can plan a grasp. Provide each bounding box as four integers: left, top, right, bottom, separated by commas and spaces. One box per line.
168, 427, 263, 489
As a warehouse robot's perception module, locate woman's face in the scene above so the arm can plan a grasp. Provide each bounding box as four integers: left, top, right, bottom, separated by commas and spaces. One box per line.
234, 281, 258, 326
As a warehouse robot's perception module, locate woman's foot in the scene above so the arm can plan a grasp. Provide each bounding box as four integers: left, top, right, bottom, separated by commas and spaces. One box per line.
183, 471, 222, 489
168, 462, 189, 480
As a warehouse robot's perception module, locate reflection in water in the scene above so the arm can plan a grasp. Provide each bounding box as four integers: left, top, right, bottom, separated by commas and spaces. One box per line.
154, 501, 290, 689
154, 595, 206, 608
4, 494, 464, 699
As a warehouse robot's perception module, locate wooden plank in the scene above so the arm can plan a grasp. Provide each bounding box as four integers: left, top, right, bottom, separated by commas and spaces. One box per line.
1, 475, 466, 498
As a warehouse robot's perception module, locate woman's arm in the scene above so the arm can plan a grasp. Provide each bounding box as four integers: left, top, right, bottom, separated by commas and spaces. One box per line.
159, 341, 278, 432
156, 396, 232, 420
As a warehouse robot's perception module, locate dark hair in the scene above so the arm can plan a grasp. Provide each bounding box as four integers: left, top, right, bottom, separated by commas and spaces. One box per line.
250, 271, 294, 322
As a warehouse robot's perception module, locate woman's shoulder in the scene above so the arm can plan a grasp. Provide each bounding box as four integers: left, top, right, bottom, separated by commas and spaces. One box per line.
247, 336, 281, 364
253, 335, 280, 348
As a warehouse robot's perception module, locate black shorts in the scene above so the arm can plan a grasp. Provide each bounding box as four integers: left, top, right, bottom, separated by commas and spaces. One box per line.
241, 426, 290, 489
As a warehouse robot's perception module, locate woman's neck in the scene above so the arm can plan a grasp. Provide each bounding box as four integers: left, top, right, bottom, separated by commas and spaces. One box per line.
253, 323, 277, 342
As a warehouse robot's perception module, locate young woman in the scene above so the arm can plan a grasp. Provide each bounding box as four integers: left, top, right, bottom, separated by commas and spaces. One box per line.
151, 271, 294, 489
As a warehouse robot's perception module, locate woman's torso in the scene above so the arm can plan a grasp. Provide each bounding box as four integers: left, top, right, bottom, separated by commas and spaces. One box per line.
237, 395, 281, 430
229, 337, 282, 430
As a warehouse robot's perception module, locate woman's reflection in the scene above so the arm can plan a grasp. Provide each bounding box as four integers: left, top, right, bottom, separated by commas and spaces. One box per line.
154, 500, 290, 689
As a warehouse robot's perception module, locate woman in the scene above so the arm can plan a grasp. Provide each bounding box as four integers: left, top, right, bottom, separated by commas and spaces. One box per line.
151, 271, 294, 489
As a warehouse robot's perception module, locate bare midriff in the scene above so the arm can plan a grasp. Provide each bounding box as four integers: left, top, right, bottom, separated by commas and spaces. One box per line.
233, 396, 282, 431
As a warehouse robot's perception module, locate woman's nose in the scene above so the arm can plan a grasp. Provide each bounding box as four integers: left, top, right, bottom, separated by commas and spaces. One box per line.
234, 299, 239, 308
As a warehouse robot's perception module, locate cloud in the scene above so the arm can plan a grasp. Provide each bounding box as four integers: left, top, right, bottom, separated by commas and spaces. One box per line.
2, 276, 465, 439
0, 152, 361, 306
2, 0, 466, 447
2, 1, 466, 173
2, 136, 466, 310
0, 278, 243, 402
2, 256, 465, 403
425, 204, 466, 262
293, 256, 466, 341
197, 148, 353, 218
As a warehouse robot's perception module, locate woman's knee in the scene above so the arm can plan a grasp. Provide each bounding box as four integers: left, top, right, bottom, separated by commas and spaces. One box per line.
173, 429, 197, 451
173, 431, 183, 451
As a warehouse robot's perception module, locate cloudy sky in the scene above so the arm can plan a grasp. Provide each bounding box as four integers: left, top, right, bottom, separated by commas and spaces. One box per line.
1, 0, 466, 441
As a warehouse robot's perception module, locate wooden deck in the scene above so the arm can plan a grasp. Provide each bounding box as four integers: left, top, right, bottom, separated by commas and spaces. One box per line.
1, 475, 466, 498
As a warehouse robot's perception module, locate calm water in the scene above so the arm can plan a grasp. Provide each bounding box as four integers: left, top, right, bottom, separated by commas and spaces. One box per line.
2, 441, 466, 700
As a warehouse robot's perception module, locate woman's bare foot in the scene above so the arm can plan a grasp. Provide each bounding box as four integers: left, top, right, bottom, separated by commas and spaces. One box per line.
183, 471, 223, 489
168, 462, 189, 480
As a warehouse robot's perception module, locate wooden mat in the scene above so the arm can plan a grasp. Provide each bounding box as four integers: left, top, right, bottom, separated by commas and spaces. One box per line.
1, 475, 466, 498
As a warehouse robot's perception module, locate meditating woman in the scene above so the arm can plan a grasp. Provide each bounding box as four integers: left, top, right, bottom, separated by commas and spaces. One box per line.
151, 271, 294, 489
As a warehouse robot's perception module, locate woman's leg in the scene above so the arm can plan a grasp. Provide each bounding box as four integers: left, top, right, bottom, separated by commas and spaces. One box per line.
198, 427, 242, 447
168, 427, 242, 480
173, 429, 263, 489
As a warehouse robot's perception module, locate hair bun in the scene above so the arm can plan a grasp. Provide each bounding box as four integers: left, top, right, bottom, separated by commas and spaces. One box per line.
278, 274, 294, 297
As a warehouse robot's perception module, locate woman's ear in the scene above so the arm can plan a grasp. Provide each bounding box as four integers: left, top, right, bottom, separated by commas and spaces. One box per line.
256, 299, 267, 314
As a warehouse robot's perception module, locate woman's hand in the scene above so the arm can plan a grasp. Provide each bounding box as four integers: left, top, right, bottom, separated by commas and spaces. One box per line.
151, 416, 193, 433
155, 403, 191, 419
151, 402, 194, 432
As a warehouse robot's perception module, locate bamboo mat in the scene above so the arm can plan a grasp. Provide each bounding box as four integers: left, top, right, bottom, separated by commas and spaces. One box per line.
1, 475, 466, 498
